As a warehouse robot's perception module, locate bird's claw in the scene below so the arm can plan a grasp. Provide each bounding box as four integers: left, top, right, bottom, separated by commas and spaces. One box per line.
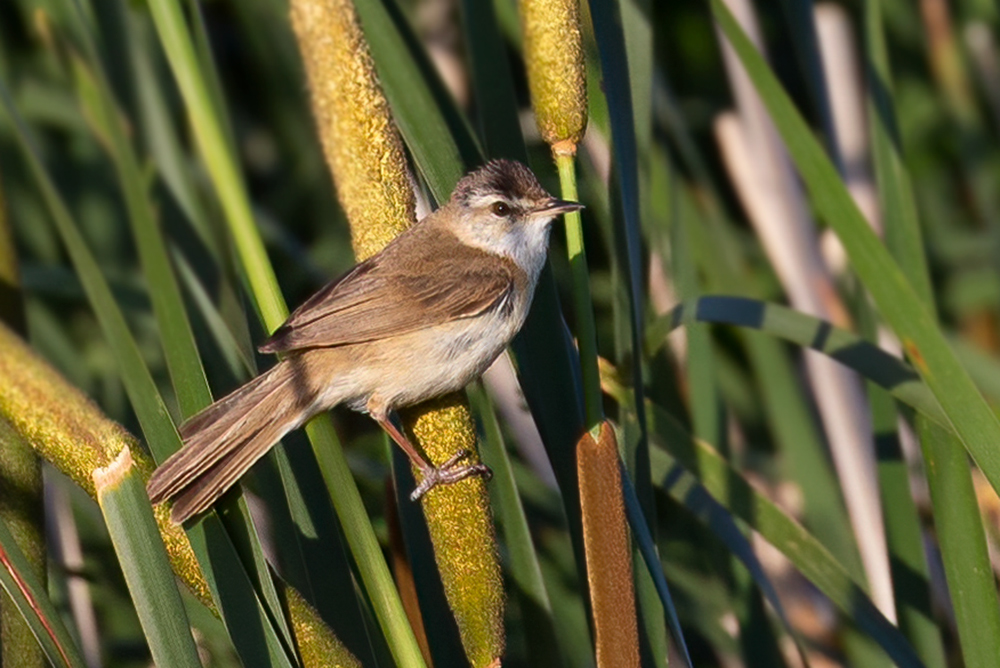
410, 450, 492, 501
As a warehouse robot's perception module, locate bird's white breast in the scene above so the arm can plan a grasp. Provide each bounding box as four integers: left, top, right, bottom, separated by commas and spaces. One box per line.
331, 289, 530, 413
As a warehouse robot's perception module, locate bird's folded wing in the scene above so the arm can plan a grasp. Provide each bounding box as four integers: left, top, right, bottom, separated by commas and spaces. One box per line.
259, 229, 518, 352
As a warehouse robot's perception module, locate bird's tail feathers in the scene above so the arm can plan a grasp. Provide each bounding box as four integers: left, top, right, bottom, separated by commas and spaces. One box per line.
147, 361, 312, 523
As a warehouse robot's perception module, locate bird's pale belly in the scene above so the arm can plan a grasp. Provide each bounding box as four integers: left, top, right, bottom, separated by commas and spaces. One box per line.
327, 306, 522, 414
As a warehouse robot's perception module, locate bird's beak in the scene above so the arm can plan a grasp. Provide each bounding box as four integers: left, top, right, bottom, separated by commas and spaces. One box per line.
535, 198, 584, 217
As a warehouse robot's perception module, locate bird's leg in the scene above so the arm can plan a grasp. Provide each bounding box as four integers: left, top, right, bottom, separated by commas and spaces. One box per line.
368, 398, 491, 500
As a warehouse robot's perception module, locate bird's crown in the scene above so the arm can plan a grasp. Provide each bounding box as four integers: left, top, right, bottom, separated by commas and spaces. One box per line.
451, 159, 549, 207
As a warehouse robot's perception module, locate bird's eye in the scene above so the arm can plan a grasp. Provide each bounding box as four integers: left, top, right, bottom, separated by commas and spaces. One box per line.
490, 201, 510, 217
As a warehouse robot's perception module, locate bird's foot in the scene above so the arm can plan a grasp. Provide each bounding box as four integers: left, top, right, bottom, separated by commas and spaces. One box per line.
410, 450, 493, 501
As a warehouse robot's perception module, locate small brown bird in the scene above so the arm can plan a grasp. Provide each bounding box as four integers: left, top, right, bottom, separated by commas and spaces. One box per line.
148, 159, 582, 523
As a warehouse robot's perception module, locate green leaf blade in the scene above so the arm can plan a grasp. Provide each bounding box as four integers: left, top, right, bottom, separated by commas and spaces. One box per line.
710, 0, 1000, 502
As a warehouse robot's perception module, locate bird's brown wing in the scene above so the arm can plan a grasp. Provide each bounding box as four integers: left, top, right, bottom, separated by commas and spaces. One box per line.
259, 226, 518, 353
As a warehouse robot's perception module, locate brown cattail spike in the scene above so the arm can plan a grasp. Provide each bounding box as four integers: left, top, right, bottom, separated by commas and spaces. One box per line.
578, 421, 640, 667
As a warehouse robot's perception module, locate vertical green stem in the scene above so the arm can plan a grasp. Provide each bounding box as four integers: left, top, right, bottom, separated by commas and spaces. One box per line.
557, 154, 603, 430
145, 0, 286, 330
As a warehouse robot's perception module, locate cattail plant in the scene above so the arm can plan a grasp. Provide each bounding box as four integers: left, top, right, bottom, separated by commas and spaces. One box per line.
290, 0, 503, 664
520, 0, 600, 428
578, 422, 639, 667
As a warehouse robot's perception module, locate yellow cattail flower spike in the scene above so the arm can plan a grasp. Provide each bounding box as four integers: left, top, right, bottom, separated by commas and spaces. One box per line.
290, 1, 505, 665
521, 0, 588, 156
290, 0, 414, 261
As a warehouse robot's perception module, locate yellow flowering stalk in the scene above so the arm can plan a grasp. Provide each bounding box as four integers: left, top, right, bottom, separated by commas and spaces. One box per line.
289, 0, 413, 257
281, 586, 361, 668
403, 397, 504, 666
290, 0, 504, 664
0, 322, 354, 667
578, 422, 639, 667
0, 322, 206, 597
520, 0, 588, 156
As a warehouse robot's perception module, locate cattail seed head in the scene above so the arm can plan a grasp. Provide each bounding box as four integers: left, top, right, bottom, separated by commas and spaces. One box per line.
521, 0, 588, 155
290, 0, 415, 260
291, 3, 504, 663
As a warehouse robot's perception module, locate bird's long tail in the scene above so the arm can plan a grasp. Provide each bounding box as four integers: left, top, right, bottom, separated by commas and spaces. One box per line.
147, 360, 311, 524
